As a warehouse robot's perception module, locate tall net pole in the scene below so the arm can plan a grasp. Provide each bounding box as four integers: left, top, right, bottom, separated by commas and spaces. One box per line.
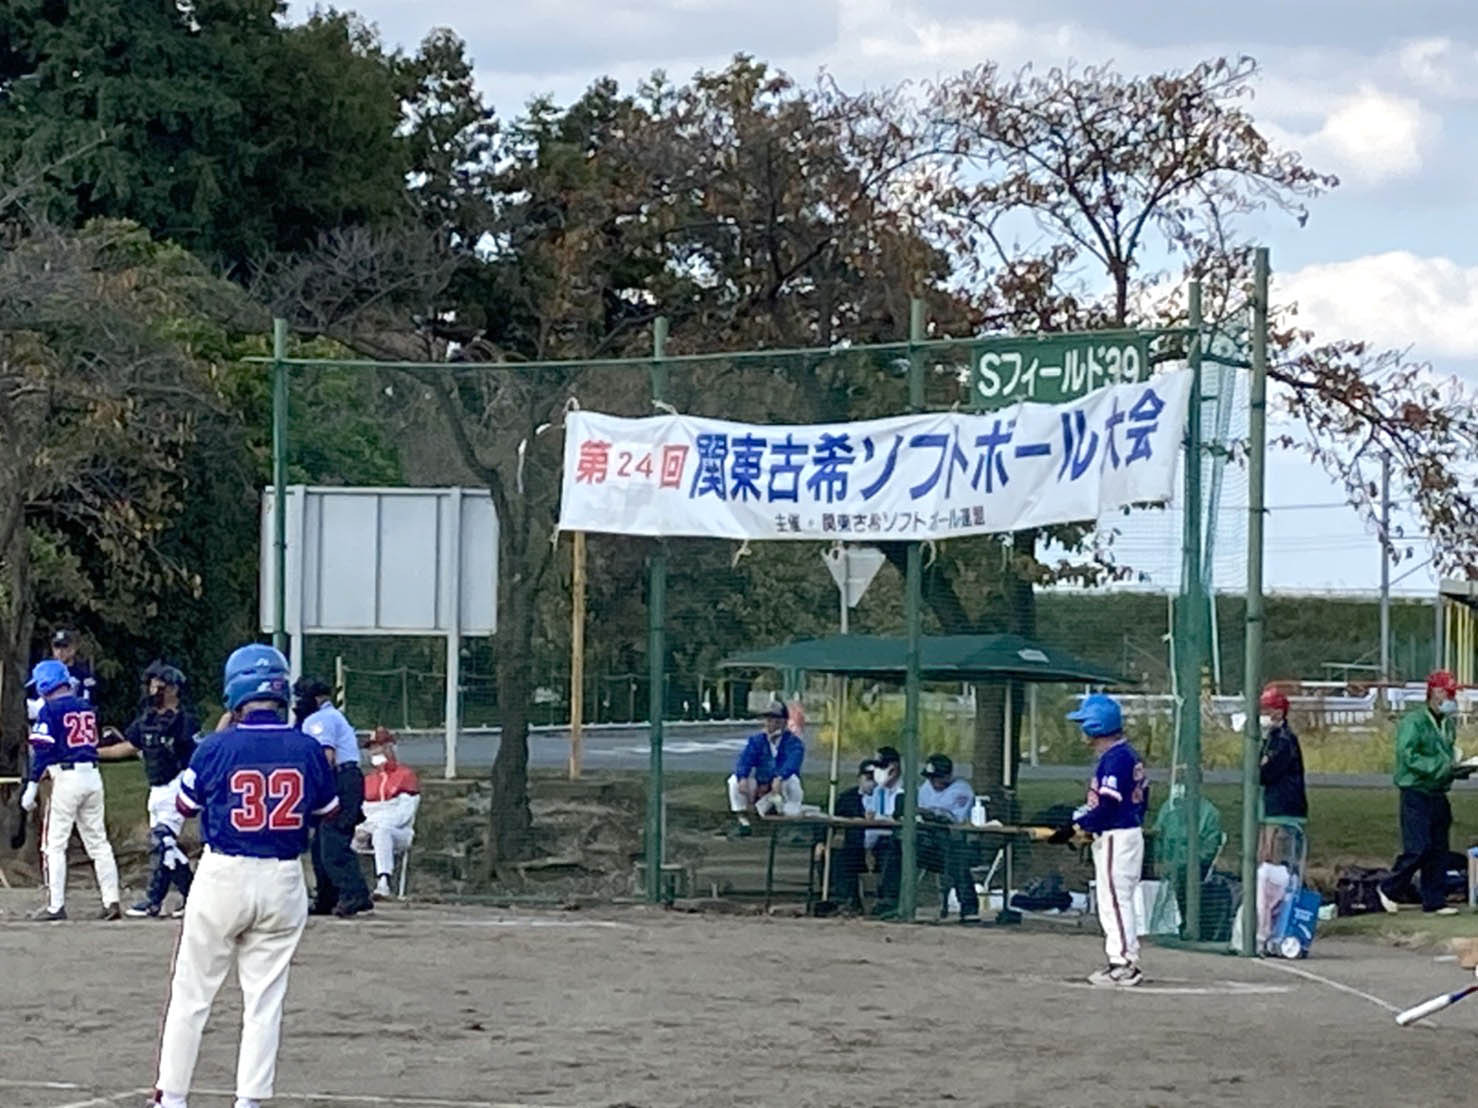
271, 317, 289, 656
1179, 281, 1206, 940
898, 297, 926, 923
645, 316, 670, 903
1240, 247, 1270, 955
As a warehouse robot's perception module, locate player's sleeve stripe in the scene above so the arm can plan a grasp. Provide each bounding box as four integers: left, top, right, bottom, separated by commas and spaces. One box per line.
313, 796, 341, 817
176, 793, 201, 814
1098, 785, 1123, 801
29, 731, 54, 745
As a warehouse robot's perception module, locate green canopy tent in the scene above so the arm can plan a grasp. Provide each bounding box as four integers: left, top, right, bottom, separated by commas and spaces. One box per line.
722, 632, 1130, 912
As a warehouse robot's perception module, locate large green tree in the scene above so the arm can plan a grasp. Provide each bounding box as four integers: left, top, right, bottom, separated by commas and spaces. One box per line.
0, 1, 409, 269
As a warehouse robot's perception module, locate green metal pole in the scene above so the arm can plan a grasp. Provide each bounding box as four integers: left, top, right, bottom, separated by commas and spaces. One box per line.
1240, 249, 1270, 955
898, 296, 926, 923
645, 315, 670, 904
271, 318, 289, 657
1180, 283, 1205, 940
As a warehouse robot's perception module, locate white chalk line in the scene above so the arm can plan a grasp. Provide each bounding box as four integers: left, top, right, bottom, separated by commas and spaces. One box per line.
2, 1077, 593, 1108
1252, 958, 1403, 1014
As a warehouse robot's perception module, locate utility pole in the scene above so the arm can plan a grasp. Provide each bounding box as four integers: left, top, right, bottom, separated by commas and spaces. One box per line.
1380, 452, 1392, 687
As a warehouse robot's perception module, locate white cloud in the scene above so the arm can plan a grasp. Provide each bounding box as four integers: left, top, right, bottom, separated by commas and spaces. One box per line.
1278, 252, 1478, 359
1398, 37, 1478, 100
1263, 85, 1439, 185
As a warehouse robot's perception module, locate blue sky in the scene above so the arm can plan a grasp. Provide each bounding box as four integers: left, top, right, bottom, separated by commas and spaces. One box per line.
295, 1, 1478, 596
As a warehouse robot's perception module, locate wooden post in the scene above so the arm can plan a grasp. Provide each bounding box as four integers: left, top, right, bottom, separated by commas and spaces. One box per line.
570, 531, 587, 780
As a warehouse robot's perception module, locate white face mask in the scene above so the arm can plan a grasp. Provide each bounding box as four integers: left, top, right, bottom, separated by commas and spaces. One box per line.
1439, 698, 1459, 717
873, 766, 892, 786
1258, 714, 1273, 729
370, 753, 388, 766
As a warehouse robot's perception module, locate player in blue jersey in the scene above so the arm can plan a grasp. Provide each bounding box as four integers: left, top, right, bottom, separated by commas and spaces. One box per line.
150, 644, 339, 1108
22, 659, 121, 921
1052, 694, 1148, 987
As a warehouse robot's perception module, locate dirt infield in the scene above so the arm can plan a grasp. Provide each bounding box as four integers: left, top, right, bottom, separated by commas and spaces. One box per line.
1, 888, 1474, 1108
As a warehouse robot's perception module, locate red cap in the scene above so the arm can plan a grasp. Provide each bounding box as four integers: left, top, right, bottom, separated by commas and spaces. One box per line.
1259, 684, 1290, 712
1428, 670, 1459, 696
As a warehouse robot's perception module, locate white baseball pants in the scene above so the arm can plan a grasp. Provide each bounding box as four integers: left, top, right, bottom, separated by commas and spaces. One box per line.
43, 764, 120, 913
1092, 827, 1144, 966
356, 821, 414, 877
155, 850, 309, 1103
147, 777, 186, 835
727, 774, 803, 816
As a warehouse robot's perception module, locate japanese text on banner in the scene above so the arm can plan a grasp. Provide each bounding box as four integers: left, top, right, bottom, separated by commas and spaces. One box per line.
558, 370, 1191, 541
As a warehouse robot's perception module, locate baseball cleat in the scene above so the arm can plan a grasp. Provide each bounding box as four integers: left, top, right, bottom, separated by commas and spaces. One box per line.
28, 905, 67, 921
170, 904, 187, 919
1377, 886, 1400, 914
1087, 964, 1117, 986
373, 877, 392, 899
126, 901, 162, 919
100, 902, 123, 921
1433, 906, 1460, 916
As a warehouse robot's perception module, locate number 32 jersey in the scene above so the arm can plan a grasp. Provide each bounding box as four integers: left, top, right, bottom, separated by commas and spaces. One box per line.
177, 709, 340, 859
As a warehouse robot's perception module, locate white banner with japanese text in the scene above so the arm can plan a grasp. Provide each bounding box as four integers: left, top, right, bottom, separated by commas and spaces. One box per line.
558, 370, 1191, 541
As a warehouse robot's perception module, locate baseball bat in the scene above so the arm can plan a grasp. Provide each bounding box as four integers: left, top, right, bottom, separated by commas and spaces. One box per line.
1396, 983, 1478, 1026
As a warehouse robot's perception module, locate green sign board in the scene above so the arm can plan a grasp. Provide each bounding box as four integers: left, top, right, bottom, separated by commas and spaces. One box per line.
969, 330, 1154, 412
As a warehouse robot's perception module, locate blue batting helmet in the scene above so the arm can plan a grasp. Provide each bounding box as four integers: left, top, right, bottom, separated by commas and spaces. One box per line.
1066, 693, 1123, 738
222, 643, 290, 711
30, 659, 71, 697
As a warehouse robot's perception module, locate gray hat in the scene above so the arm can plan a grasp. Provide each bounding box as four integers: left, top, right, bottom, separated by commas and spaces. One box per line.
760, 700, 788, 719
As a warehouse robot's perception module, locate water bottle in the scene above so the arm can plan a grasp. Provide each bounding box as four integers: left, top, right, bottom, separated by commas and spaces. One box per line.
970, 796, 989, 827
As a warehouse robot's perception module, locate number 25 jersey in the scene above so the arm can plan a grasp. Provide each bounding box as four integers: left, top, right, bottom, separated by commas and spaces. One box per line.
178, 708, 340, 859
28, 695, 100, 780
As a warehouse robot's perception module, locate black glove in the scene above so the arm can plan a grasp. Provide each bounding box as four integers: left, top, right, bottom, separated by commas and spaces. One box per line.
1046, 823, 1077, 845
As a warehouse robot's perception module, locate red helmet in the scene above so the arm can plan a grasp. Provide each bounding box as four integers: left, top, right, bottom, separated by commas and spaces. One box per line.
1427, 670, 1459, 696
1259, 684, 1290, 712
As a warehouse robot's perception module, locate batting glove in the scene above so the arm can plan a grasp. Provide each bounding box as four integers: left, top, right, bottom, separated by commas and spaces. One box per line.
20, 782, 38, 812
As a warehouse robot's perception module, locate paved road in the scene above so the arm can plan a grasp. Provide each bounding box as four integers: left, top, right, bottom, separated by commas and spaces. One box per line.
387, 722, 1439, 789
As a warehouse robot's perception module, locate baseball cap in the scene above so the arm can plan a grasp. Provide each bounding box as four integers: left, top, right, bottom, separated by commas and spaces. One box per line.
760, 700, 788, 719
874, 745, 901, 768
1066, 693, 1123, 738
51, 629, 74, 648
1428, 670, 1459, 696
1259, 684, 1290, 712
922, 753, 953, 778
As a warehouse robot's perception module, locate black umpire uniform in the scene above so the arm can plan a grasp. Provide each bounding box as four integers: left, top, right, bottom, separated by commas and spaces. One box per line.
295, 678, 373, 917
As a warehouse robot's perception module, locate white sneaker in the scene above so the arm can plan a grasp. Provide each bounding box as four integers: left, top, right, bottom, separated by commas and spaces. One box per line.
373, 877, 392, 900
1109, 963, 1143, 987
1378, 886, 1400, 914
1433, 906, 1460, 917
1087, 964, 1117, 986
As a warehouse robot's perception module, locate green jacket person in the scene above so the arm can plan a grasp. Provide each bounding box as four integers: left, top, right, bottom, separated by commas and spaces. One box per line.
1380, 671, 1472, 915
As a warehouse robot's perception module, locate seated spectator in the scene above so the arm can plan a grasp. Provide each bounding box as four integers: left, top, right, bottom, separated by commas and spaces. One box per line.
726, 700, 805, 835
355, 726, 421, 899
918, 754, 979, 921
864, 746, 905, 911
830, 759, 877, 912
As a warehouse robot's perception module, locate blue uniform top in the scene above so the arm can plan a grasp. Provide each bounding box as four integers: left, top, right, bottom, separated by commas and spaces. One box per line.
732, 730, 804, 782
28, 694, 101, 781
302, 703, 360, 766
1074, 740, 1148, 833
177, 709, 340, 860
